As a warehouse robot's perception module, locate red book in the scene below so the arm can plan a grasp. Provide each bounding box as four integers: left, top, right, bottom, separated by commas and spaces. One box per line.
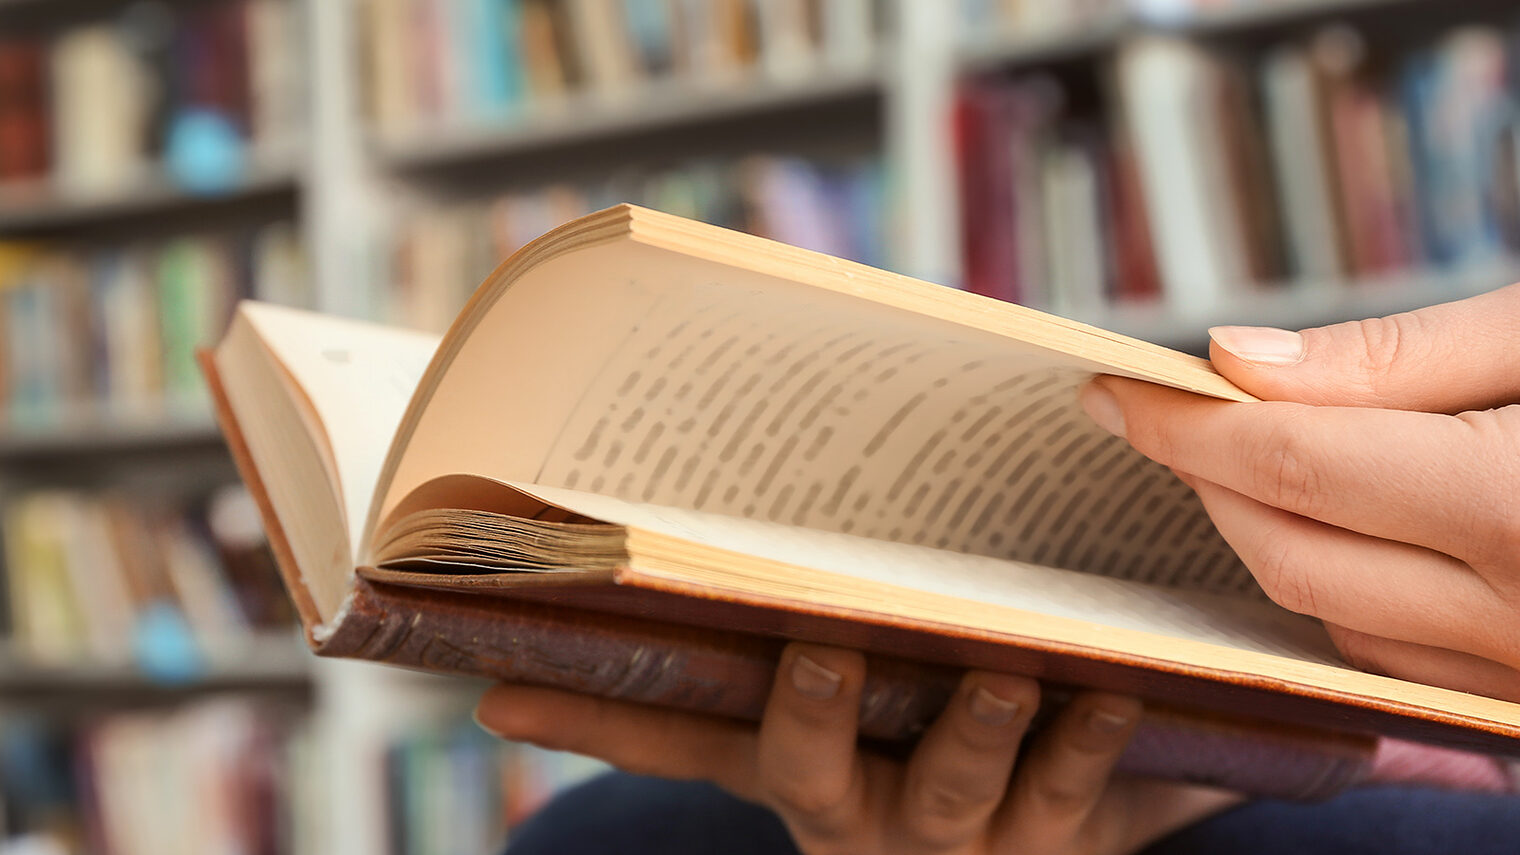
0, 40, 50, 181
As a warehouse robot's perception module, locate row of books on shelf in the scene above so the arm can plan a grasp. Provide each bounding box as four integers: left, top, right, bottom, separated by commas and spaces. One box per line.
378, 154, 886, 331
1, 485, 294, 675
363, 0, 882, 138
957, 0, 1122, 45
0, 701, 317, 855
383, 719, 605, 855
0, 223, 310, 429
0, 704, 603, 855
957, 20, 1520, 314
0, 0, 303, 196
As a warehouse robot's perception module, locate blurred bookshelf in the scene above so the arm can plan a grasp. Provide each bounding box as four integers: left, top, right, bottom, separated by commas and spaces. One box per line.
0, 414, 223, 463
0, 155, 301, 235
373, 67, 884, 170
6, 0, 1520, 854
0, 631, 310, 701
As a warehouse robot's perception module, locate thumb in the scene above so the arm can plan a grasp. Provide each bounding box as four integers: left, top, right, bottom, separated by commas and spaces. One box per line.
1206, 283, 1520, 413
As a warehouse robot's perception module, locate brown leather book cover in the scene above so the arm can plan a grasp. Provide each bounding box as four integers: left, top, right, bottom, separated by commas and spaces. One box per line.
203, 351, 1380, 800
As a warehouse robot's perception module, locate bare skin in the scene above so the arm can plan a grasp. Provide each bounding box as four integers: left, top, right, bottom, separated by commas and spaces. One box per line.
1081, 283, 1520, 701
476, 644, 1238, 855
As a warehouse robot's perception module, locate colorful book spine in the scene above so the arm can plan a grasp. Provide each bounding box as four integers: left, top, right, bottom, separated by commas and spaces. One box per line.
2, 0, 302, 196
956, 18, 1520, 315
0, 224, 310, 427
379, 155, 887, 332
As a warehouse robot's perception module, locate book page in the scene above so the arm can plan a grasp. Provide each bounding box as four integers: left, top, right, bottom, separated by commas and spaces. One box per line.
531, 286, 1246, 593
509, 483, 1335, 665
381, 225, 1250, 593
239, 303, 441, 556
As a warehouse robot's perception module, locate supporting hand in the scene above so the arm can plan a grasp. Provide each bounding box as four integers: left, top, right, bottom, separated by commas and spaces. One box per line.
476, 643, 1237, 855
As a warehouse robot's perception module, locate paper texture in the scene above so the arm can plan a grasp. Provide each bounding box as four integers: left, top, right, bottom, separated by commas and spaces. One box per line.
391, 248, 1251, 592
239, 302, 440, 556
511, 482, 1336, 664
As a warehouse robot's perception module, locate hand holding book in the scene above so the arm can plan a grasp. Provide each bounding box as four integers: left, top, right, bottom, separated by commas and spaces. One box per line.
476, 642, 1242, 855
1083, 283, 1520, 702
206, 207, 1520, 809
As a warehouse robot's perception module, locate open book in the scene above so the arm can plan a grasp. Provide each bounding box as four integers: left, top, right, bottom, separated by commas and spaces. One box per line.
208, 205, 1520, 797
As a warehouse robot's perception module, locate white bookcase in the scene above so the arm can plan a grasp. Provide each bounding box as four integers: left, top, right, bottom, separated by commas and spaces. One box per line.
1, 1, 1511, 853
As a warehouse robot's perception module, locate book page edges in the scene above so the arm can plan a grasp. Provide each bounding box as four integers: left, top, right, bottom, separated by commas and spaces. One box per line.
612, 542, 1520, 741
367, 474, 1520, 743
342, 559, 1520, 755
618, 206, 1252, 401
360, 205, 639, 552
201, 351, 329, 642
364, 204, 1254, 555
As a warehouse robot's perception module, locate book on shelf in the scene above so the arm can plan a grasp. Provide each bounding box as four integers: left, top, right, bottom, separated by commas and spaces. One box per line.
0, 0, 302, 196
363, 0, 881, 138
0, 485, 295, 670
207, 204, 1520, 802
0, 701, 315, 855
384, 716, 606, 854
957, 20, 1520, 318
381, 155, 885, 332
0, 223, 310, 428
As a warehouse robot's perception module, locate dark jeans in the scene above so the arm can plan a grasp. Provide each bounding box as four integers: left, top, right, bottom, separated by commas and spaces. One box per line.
505, 771, 1520, 855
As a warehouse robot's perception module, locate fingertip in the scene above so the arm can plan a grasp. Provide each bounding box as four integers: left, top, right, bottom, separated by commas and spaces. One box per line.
473, 684, 536, 741
1208, 326, 1306, 369
960, 672, 1039, 729
1069, 693, 1143, 745
782, 643, 865, 702
473, 684, 591, 747
1078, 378, 1126, 438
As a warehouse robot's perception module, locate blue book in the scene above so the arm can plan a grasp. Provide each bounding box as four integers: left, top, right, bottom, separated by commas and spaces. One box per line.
1399, 50, 1449, 266
622, 0, 673, 74
474, 0, 525, 114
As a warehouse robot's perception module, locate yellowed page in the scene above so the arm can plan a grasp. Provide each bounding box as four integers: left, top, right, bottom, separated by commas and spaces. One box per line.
376, 225, 1249, 593
507, 482, 1334, 664
215, 315, 352, 619
237, 302, 440, 557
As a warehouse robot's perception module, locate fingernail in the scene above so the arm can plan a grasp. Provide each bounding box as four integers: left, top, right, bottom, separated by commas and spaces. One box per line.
792, 654, 842, 700
968, 686, 1022, 727
1088, 709, 1131, 734
1079, 383, 1126, 438
472, 706, 506, 740
1209, 326, 1305, 366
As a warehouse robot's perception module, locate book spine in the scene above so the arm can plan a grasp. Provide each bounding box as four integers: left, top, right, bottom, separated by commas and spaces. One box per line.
321, 577, 1374, 801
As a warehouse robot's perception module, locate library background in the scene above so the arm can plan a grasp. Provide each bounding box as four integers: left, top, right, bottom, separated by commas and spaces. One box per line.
0, 0, 1517, 852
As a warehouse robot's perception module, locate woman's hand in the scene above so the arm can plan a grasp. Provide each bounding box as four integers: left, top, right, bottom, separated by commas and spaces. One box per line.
476, 642, 1237, 855
1080, 283, 1520, 699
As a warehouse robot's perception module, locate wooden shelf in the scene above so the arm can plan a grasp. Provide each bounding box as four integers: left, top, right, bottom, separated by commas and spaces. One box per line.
0, 412, 225, 463
0, 154, 301, 234
1071, 260, 1520, 348
1158, 0, 1429, 35
372, 66, 883, 170
0, 633, 312, 702
960, 15, 1130, 72
960, 0, 1431, 71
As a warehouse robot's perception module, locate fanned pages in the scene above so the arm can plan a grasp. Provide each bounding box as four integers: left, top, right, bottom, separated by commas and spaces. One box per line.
207, 205, 1520, 790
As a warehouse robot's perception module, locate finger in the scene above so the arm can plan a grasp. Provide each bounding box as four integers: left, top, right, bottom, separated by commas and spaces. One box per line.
995, 693, 1142, 851
897, 672, 1039, 849
1325, 623, 1520, 703
1082, 377, 1520, 565
1187, 477, 1520, 662
1207, 282, 1520, 412
1368, 739, 1514, 792
755, 644, 869, 839
474, 684, 759, 797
